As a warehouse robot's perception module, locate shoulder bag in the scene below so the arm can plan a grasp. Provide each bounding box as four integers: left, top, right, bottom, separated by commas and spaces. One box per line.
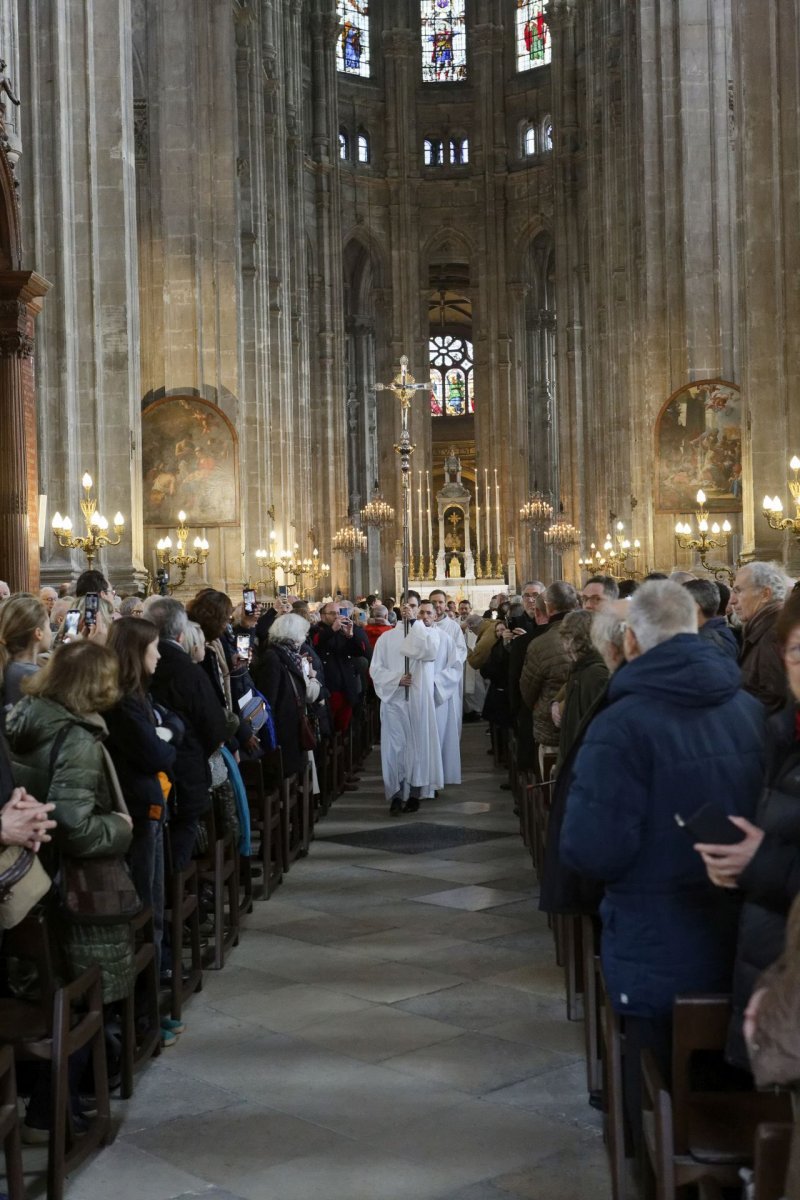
0, 842, 51, 930
50, 726, 142, 926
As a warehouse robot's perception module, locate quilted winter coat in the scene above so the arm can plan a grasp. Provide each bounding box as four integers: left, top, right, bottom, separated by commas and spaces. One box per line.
5, 695, 135, 1003
561, 634, 766, 1018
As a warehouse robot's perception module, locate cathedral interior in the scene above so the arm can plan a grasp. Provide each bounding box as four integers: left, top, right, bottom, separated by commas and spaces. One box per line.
0, 0, 795, 601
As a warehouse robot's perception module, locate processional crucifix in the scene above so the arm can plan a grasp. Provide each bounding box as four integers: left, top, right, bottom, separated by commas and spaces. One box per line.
373, 355, 432, 698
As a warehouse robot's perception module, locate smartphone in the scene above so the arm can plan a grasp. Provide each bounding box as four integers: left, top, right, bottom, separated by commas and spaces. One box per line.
63, 609, 80, 637
339, 606, 349, 618
83, 592, 99, 628
243, 588, 256, 616
277, 585, 288, 598
674, 803, 747, 845
236, 633, 251, 658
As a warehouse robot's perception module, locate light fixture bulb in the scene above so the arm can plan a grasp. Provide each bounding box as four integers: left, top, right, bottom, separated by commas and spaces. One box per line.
178, 510, 186, 523
82, 473, 93, 490
791, 456, 800, 472
52, 512, 63, 530
696, 489, 706, 506
722, 520, 731, 532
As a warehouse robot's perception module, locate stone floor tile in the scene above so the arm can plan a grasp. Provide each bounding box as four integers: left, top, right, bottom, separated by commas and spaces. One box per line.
334, 927, 469, 961
113, 1063, 240, 1133
483, 1014, 585, 1054
482, 1060, 604, 1132
205, 981, 377, 1033
64, 1140, 220, 1200
491, 1135, 611, 1200
371, 1097, 580, 1188
124, 1102, 353, 1192
381, 1030, 570, 1093
413, 885, 532, 911
295, 1002, 463, 1062
393, 979, 544, 1030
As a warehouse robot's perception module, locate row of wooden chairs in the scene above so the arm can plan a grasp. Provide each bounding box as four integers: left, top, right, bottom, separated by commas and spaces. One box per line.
503, 726, 795, 1200
0, 714, 376, 1200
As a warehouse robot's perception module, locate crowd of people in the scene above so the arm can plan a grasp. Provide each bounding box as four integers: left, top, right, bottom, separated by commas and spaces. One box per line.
2, 560, 800, 1193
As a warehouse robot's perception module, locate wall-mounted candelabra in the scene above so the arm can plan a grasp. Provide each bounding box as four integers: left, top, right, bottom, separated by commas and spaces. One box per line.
155, 511, 209, 588
51, 473, 125, 569
675, 490, 734, 583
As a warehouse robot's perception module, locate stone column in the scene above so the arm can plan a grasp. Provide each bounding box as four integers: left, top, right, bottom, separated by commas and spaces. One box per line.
0, 272, 49, 590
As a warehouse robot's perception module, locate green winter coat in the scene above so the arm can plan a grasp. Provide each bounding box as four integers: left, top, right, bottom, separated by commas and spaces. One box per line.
5, 695, 135, 1003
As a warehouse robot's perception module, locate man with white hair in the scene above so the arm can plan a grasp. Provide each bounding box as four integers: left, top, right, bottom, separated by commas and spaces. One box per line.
731, 561, 791, 712
39, 586, 58, 615
0, 581, 9, 600
561, 580, 767, 1150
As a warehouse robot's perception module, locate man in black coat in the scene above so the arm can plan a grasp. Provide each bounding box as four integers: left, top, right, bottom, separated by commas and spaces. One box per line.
146, 598, 229, 870
508, 590, 549, 771
311, 602, 368, 735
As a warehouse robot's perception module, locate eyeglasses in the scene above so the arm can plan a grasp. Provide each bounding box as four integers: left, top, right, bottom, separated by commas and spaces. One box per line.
785, 643, 800, 664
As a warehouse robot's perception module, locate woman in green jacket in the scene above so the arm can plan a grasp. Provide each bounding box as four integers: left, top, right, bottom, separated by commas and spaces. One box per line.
5, 640, 135, 1004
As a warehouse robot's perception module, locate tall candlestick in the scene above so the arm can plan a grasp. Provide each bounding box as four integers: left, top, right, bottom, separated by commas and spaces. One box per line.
425, 470, 434, 574
418, 470, 424, 576
475, 480, 482, 576
494, 468, 501, 566
484, 468, 492, 570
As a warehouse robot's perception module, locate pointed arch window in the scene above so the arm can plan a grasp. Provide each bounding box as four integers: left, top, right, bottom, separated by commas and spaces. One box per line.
336, 1, 370, 78
523, 124, 536, 156
429, 334, 475, 417
516, 1, 551, 71
421, 0, 467, 83
338, 130, 350, 160
357, 132, 370, 163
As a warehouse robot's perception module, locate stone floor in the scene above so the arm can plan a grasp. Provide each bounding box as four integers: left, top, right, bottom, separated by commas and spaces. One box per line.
61, 723, 610, 1199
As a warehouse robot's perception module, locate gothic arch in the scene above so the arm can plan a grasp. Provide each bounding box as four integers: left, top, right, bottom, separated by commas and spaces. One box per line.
423, 226, 476, 273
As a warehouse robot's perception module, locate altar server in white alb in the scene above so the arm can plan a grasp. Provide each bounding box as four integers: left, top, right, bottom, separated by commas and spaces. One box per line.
370, 595, 443, 816
429, 589, 467, 785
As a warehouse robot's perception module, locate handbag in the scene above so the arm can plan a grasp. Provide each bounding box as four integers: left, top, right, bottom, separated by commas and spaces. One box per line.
50, 727, 142, 926
287, 673, 317, 751
0, 843, 51, 930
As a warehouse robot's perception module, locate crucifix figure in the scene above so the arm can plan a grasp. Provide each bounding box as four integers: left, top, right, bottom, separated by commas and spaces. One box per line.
373, 356, 431, 696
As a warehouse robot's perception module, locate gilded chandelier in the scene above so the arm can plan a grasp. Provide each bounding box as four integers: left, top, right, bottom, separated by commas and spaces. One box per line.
544, 505, 580, 554
360, 482, 395, 530
519, 487, 554, 530
332, 523, 368, 557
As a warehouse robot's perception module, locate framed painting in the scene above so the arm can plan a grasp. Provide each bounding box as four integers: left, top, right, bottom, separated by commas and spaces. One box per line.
142, 395, 239, 526
655, 379, 743, 513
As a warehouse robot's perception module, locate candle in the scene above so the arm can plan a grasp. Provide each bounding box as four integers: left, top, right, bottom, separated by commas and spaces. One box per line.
494, 468, 501, 562
475, 481, 481, 569
407, 477, 413, 570
484, 468, 491, 566
426, 470, 433, 570
418, 470, 424, 573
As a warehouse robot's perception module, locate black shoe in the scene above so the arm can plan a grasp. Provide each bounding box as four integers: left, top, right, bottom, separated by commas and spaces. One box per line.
403, 798, 420, 814
389, 797, 403, 816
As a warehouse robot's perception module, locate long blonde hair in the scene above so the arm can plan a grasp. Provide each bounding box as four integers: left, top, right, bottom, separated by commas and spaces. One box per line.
0, 594, 49, 689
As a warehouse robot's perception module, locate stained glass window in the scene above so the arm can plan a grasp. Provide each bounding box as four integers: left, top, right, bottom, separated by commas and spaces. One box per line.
516, 0, 551, 71
421, 0, 467, 83
337, 1, 370, 78
429, 334, 475, 417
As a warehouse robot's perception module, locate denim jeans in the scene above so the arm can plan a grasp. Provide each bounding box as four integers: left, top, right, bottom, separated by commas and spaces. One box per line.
128, 819, 164, 972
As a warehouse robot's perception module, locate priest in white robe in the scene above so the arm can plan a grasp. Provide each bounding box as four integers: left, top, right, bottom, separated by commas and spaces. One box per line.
429, 589, 467, 785
370, 596, 444, 815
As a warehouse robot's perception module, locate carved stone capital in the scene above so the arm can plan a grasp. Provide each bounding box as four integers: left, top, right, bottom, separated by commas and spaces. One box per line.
0, 330, 33, 358
545, 0, 578, 32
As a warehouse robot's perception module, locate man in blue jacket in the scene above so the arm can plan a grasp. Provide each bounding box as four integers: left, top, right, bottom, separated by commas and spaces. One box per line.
561, 580, 766, 1146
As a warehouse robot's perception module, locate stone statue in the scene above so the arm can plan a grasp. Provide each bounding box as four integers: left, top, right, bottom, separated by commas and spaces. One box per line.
443, 446, 461, 484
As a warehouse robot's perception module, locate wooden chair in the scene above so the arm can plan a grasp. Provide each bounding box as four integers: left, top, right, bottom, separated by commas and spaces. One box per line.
280, 773, 303, 872
195, 803, 240, 970
582, 914, 603, 1096
0, 914, 110, 1200
599, 969, 633, 1200
0, 1042, 25, 1200
641, 994, 792, 1200
239, 755, 282, 899
561, 912, 584, 1022
163, 835, 203, 1018
752, 1122, 793, 1200
119, 907, 161, 1099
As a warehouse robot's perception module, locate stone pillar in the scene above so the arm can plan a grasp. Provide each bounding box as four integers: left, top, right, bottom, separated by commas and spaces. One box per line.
0, 272, 49, 590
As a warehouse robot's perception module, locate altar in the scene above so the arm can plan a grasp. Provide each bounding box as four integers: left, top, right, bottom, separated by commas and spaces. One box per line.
393, 449, 516, 603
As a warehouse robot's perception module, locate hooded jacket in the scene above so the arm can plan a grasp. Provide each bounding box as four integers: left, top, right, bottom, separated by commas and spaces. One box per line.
561, 633, 766, 1018
5, 695, 135, 1003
